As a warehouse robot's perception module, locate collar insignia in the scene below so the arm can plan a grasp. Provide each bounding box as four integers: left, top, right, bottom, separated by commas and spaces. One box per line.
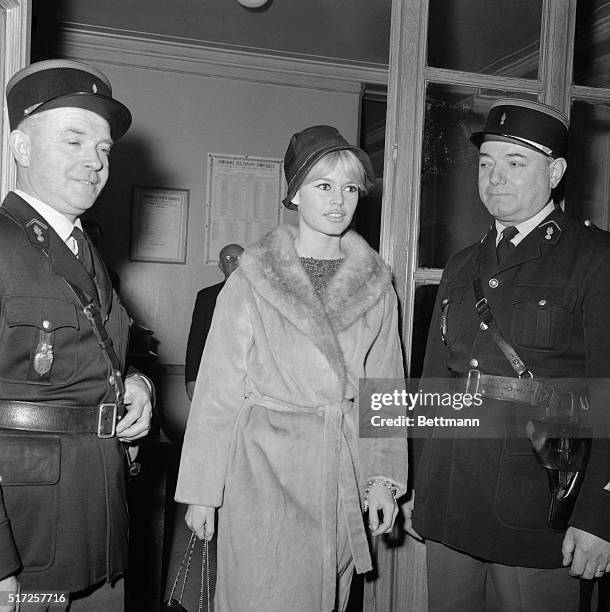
26, 218, 48, 243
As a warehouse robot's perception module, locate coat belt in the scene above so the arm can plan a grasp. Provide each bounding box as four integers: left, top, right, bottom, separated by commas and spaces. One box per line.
247, 393, 371, 612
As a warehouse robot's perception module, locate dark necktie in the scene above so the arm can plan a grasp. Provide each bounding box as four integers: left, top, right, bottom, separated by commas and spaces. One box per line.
496, 226, 519, 264
70, 226, 95, 277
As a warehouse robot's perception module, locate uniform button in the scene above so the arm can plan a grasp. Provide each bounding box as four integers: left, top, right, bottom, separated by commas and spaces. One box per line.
538, 299, 547, 306
109, 375, 115, 385
480, 322, 488, 331
442, 298, 448, 305
489, 278, 499, 289
42, 319, 51, 329
470, 359, 479, 368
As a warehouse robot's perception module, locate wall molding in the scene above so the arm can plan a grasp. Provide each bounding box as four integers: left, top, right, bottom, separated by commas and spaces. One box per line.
57, 23, 389, 94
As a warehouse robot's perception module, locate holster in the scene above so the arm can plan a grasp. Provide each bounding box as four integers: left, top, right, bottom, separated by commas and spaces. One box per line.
526, 415, 592, 531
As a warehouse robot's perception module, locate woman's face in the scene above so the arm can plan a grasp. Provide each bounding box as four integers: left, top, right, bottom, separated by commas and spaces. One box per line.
292, 160, 360, 240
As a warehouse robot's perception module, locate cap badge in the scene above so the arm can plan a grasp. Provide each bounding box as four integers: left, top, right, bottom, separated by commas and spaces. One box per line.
23, 102, 43, 117
92, 83, 98, 94
545, 226, 554, 240
500, 113, 507, 126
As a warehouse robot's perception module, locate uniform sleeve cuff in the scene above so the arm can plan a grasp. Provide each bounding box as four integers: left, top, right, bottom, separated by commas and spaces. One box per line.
126, 372, 156, 406
569, 482, 610, 542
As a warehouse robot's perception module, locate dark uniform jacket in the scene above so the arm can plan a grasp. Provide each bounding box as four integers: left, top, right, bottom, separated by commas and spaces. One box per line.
413, 207, 610, 568
185, 282, 224, 384
0, 192, 131, 591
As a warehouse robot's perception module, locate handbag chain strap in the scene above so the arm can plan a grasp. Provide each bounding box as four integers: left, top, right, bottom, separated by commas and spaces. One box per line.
167, 530, 210, 612
199, 537, 210, 612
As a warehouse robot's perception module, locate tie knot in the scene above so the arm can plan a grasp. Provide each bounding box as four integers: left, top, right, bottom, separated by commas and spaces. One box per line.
496, 226, 519, 264
500, 226, 519, 242
70, 226, 84, 241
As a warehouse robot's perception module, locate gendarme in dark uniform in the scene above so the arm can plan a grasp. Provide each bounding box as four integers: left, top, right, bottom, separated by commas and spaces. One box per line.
0, 60, 153, 611
411, 100, 610, 611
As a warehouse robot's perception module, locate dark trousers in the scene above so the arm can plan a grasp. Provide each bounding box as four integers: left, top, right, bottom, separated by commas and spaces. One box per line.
426, 540, 580, 612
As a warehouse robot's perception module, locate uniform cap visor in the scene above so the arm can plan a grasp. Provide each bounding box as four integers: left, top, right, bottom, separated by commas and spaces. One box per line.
470, 132, 554, 157
22, 92, 132, 140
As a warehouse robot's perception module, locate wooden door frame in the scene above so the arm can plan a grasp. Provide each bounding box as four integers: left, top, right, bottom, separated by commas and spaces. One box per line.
0, 0, 30, 200
375, 1, 578, 610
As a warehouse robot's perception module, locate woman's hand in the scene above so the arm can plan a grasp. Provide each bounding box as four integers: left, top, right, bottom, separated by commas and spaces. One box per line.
185, 504, 216, 541
366, 483, 399, 536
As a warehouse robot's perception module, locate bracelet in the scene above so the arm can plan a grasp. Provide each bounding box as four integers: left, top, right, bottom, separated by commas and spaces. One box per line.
362, 479, 398, 512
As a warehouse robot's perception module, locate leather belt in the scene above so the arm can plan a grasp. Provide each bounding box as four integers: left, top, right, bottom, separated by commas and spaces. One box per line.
463, 370, 558, 408
0, 401, 126, 438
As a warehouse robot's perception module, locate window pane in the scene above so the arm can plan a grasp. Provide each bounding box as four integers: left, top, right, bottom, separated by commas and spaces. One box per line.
419, 84, 538, 268
565, 101, 610, 227
427, 0, 542, 78
573, 1, 610, 87
411, 284, 439, 378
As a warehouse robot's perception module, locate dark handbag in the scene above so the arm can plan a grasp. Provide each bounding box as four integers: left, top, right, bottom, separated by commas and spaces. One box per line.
162, 531, 210, 612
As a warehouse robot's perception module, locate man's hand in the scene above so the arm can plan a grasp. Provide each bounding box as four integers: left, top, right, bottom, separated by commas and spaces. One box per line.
562, 526, 610, 579
401, 491, 423, 541
117, 375, 153, 442
367, 483, 399, 536
186, 505, 216, 541
186, 381, 196, 401
0, 575, 19, 612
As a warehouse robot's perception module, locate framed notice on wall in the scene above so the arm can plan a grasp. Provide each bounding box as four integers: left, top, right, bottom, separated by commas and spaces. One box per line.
130, 187, 189, 263
205, 153, 283, 263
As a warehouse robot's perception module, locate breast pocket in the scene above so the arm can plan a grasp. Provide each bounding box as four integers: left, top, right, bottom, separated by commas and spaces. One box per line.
0, 296, 79, 384
440, 285, 470, 347
510, 285, 577, 352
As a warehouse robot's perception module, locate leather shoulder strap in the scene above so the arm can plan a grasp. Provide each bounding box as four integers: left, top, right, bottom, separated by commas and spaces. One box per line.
472, 277, 532, 378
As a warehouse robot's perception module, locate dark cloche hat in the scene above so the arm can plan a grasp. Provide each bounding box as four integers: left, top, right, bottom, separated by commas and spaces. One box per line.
470, 99, 568, 159
282, 125, 375, 210
6, 59, 132, 140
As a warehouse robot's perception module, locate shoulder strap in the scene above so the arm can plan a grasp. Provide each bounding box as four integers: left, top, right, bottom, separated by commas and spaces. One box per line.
64, 278, 125, 404
472, 277, 532, 378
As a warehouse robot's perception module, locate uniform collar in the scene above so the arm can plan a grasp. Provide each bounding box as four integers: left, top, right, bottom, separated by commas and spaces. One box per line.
494, 200, 556, 247
14, 189, 83, 243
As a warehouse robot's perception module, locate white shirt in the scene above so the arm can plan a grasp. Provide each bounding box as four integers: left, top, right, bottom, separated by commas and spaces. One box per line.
14, 189, 84, 256
495, 200, 556, 247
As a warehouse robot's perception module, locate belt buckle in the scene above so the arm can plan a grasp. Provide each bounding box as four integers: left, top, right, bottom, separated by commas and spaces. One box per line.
466, 369, 481, 395
97, 403, 118, 438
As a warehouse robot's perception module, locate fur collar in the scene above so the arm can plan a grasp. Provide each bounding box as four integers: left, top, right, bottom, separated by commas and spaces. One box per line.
239, 224, 391, 391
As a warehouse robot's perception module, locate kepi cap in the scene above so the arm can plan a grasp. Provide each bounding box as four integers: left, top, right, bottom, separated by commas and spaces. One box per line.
282, 125, 375, 210
470, 99, 568, 158
6, 59, 132, 139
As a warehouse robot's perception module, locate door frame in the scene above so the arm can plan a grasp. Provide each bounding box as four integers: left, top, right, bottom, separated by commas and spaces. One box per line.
1, 0, 30, 200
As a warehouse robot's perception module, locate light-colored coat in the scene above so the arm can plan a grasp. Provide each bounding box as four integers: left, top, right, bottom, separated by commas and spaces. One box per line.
176, 224, 407, 611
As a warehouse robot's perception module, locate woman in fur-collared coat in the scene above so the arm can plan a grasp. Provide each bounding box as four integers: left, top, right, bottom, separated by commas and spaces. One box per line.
176, 125, 408, 612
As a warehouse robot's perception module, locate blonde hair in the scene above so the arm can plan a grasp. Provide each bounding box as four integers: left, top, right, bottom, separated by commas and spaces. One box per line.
300, 149, 367, 192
